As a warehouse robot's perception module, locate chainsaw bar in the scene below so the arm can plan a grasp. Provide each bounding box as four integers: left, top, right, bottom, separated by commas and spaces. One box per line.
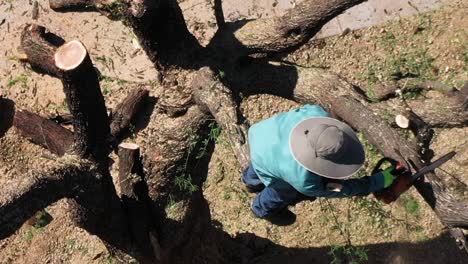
410, 151, 456, 182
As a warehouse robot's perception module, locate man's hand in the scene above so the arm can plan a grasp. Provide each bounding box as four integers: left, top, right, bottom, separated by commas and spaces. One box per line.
375, 165, 411, 204
382, 166, 397, 188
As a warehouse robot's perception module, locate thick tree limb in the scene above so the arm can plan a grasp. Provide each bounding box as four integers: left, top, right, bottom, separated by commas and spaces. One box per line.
210, 0, 365, 55
18, 24, 130, 252
117, 143, 156, 262
0, 156, 93, 239
20, 24, 110, 163
54, 40, 111, 164
110, 88, 149, 139
192, 67, 250, 170
13, 110, 74, 156
20, 24, 64, 77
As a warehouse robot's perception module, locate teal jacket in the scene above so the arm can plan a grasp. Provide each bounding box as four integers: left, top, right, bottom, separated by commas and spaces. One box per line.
248, 105, 385, 197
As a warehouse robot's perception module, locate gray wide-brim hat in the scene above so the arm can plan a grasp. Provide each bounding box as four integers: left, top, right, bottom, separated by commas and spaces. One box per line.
289, 117, 365, 179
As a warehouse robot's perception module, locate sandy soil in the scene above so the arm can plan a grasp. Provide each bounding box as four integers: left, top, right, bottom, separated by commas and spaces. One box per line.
0, 0, 467, 263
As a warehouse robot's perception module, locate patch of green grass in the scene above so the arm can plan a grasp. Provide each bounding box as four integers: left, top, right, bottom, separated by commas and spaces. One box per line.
7, 74, 28, 88
223, 189, 232, 200
218, 70, 226, 79
415, 13, 433, 34
102, 255, 117, 264
380, 31, 397, 51
101, 83, 111, 96
329, 244, 368, 264
174, 172, 199, 194
403, 195, 420, 216
22, 210, 52, 242
34, 210, 52, 229
65, 238, 89, 256
196, 122, 221, 159
386, 48, 436, 80
352, 197, 389, 229
95, 56, 115, 71
101, 1, 128, 21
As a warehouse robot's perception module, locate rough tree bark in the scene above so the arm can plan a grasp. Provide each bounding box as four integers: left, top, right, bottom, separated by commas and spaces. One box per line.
13, 110, 74, 156
110, 88, 149, 140
0, 156, 94, 239
13, 24, 130, 252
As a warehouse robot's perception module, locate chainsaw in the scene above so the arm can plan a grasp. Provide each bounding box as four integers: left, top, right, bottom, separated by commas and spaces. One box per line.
373, 151, 456, 204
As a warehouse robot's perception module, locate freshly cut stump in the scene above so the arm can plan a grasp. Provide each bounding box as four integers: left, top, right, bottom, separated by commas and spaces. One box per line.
395, 114, 410, 128
54, 40, 87, 70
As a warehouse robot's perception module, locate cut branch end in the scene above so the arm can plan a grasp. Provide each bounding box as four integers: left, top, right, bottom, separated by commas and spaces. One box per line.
55, 40, 87, 70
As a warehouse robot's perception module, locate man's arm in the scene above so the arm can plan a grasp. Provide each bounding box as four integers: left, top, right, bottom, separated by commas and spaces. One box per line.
299, 173, 386, 198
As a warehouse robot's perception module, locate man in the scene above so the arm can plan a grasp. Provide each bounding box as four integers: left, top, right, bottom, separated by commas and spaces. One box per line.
242, 104, 397, 225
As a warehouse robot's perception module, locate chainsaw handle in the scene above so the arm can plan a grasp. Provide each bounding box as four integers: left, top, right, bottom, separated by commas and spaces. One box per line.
371, 157, 400, 175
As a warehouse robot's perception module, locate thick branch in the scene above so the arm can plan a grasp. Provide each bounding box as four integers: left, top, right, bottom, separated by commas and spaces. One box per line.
118, 143, 156, 261
192, 67, 250, 170
13, 110, 74, 156
110, 88, 149, 139
20, 25, 111, 163
20, 24, 64, 77
228, 0, 365, 54
0, 156, 93, 239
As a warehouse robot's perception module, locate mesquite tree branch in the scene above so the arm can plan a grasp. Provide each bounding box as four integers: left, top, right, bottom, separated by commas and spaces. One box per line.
0, 156, 94, 239
110, 88, 149, 140
13, 110, 74, 156
192, 67, 250, 170
210, 0, 365, 56
20, 24, 64, 77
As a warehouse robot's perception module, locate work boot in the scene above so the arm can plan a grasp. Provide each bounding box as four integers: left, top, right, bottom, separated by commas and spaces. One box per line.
252, 208, 296, 226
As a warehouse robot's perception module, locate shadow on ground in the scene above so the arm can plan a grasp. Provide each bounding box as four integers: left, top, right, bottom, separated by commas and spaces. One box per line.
214, 227, 467, 264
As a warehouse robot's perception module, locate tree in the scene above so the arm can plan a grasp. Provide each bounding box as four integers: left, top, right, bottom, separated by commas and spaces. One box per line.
1, 0, 467, 263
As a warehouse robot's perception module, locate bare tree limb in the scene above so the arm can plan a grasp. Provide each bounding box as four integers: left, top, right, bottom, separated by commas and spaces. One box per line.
0, 156, 94, 239
13, 110, 74, 156
192, 67, 250, 170
110, 88, 149, 140
210, 0, 365, 55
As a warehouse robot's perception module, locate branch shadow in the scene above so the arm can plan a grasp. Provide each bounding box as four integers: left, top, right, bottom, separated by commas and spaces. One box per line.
0, 97, 15, 138
211, 225, 468, 264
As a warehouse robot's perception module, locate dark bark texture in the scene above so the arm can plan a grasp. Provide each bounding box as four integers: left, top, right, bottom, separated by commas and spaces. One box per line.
0, 157, 93, 239
13, 110, 74, 156
110, 88, 149, 139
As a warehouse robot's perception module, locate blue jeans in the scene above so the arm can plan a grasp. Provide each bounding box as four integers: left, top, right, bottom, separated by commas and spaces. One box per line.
242, 164, 314, 218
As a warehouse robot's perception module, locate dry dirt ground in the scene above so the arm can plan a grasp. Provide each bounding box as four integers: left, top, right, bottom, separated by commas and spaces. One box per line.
0, 0, 467, 263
